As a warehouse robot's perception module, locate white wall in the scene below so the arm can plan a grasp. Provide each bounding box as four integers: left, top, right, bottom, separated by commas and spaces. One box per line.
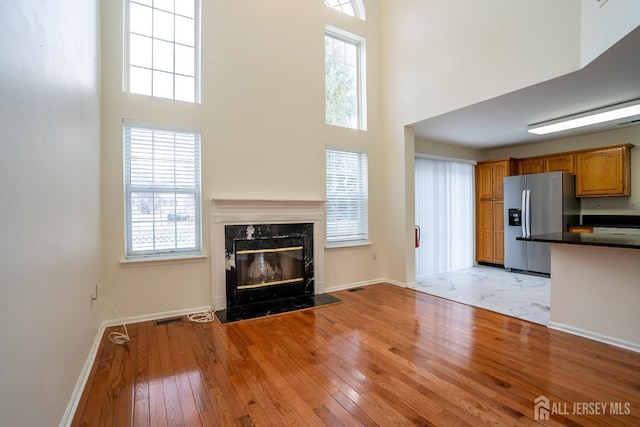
382, 0, 582, 284
100, 0, 385, 317
581, 0, 640, 66
0, 1, 101, 425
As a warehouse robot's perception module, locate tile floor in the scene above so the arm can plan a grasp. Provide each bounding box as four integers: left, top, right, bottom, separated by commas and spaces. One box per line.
412, 265, 550, 325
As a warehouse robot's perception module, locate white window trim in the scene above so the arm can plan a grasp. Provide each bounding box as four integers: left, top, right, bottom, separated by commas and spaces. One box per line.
122, 119, 203, 260
325, 25, 367, 131
122, 0, 202, 103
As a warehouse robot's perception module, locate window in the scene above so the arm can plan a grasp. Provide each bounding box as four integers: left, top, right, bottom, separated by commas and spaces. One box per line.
123, 121, 202, 259
326, 149, 368, 244
325, 28, 366, 130
324, 0, 365, 20
124, 0, 200, 102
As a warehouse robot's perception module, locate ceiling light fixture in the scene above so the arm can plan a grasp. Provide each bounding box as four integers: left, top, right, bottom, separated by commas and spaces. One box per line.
527, 99, 640, 135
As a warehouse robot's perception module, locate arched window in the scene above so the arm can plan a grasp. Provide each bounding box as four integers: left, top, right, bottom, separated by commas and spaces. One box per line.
324, 0, 365, 20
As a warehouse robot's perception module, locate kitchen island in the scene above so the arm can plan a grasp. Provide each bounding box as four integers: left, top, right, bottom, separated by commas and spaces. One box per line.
518, 233, 640, 352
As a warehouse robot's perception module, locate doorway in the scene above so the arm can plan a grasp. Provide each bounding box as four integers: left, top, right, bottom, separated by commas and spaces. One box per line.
414, 155, 474, 279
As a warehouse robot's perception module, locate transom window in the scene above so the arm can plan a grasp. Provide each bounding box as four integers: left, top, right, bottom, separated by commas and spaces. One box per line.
124, 0, 200, 103
123, 121, 202, 259
325, 28, 366, 130
324, 0, 365, 20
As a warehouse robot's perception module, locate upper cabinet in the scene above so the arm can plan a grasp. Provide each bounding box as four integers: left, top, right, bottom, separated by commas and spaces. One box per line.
518, 157, 544, 175
575, 144, 633, 197
515, 144, 633, 197
544, 153, 574, 174
477, 158, 517, 200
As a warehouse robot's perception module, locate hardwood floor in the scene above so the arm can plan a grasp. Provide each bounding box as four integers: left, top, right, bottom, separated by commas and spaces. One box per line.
72, 284, 640, 426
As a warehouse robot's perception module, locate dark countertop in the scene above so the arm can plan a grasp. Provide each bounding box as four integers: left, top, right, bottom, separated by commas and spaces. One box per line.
517, 232, 640, 250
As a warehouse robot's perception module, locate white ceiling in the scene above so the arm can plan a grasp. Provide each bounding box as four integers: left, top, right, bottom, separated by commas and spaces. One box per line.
411, 26, 640, 150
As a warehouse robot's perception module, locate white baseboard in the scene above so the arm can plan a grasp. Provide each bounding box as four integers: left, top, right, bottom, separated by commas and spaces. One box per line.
102, 305, 213, 327
547, 321, 640, 354
60, 305, 216, 426
324, 278, 407, 293
59, 322, 106, 427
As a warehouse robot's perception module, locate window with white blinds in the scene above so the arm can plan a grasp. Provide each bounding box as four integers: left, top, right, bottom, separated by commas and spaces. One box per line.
123, 121, 202, 258
326, 149, 368, 244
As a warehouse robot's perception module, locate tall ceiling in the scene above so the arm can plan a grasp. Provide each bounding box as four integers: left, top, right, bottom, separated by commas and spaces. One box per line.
411, 26, 640, 150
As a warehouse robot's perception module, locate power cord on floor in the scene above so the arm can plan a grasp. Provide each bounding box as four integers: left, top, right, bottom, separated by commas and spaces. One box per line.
187, 308, 216, 323
95, 297, 131, 345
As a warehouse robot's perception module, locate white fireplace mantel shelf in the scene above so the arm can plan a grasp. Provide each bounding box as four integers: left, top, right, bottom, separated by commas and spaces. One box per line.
210, 199, 326, 310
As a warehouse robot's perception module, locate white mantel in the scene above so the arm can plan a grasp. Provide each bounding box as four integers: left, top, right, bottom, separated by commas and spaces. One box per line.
210, 199, 326, 310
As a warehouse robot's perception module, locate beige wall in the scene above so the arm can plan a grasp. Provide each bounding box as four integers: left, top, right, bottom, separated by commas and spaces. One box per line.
0, 1, 101, 425
490, 126, 640, 215
550, 244, 640, 349
382, 0, 582, 284
100, 0, 385, 317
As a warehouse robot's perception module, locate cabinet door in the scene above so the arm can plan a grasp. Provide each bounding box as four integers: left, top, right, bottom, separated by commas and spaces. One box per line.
545, 154, 574, 173
575, 147, 628, 196
477, 200, 494, 262
493, 162, 508, 198
477, 163, 493, 199
493, 200, 504, 263
518, 158, 544, 175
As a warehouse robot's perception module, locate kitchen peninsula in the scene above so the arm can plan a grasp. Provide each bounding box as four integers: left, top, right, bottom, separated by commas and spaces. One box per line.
518, 233, 640, 352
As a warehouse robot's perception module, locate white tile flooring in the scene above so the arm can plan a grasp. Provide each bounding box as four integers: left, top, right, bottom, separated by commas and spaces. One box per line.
412, 265, 550, 325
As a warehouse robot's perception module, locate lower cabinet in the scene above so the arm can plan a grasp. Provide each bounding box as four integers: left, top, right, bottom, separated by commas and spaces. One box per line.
476, 199, 505, 264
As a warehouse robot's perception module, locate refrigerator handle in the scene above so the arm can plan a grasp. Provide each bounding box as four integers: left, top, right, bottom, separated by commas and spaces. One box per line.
525, 190, 531, 237
521, 190, 527, 237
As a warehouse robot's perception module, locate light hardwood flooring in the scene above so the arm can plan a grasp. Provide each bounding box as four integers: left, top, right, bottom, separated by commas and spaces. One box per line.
72, 283, 640, 426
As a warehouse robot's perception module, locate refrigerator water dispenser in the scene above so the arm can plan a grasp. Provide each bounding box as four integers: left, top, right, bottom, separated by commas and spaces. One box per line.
508, 208, 522, 226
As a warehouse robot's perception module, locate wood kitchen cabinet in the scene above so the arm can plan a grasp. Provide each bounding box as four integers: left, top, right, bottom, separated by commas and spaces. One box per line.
518, 153, 574, 174
575, 144, 633, 196
475, 158, 517, 265
544, 153, 574, 173
515, 143, 632, 196
518, 157, 544, 175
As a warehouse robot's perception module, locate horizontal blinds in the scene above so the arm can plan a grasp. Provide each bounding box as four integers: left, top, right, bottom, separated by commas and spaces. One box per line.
326, 149, 368, 243
123, 124, 201, 257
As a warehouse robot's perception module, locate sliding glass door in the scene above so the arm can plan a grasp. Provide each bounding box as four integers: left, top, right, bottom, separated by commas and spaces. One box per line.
415, 156, 474, 279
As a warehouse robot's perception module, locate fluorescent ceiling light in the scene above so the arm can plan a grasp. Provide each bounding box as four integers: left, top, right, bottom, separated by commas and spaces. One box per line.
528, 99, 640, 135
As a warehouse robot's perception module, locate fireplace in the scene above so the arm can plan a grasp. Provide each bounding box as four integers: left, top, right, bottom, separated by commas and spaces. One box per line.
210, 199, 335, 322
224, 223, 314, 307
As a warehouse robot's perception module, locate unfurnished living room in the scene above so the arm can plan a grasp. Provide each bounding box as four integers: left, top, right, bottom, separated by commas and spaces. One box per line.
1, 1, 640, 426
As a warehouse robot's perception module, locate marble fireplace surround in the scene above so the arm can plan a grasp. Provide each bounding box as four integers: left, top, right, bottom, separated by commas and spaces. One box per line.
210, 199, 326, 310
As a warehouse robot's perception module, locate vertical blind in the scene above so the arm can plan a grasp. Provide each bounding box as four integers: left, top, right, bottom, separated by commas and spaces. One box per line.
123, 121, 202, 258
326, 149, 368, 244
415, 156, 474, 278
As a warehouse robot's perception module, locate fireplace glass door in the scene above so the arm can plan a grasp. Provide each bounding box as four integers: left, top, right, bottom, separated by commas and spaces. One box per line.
232, 236, 305, 305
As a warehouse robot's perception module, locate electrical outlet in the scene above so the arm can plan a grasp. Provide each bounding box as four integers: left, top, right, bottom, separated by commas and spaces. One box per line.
630, 201, 637, 210
372, 252, 377, 261
90, 284, 98, 304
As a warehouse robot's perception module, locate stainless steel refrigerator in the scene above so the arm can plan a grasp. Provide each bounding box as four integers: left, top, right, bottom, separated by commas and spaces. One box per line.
503, 171, 579, 274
